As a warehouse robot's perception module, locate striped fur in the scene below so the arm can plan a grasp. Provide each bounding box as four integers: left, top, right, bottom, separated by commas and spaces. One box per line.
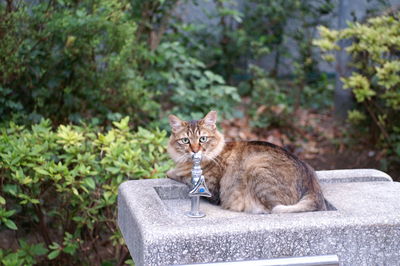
167, 111, 326, 213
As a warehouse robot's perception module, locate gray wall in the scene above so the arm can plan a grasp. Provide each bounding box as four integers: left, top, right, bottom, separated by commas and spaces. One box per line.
178, 0, 400, 75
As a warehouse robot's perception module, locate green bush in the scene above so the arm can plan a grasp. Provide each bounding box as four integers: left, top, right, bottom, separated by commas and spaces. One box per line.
0, 117, 172, 265
147, 41, 241, 122
0, 0, 159, 125
314, 12, 400, 164
1, 0, 242, 126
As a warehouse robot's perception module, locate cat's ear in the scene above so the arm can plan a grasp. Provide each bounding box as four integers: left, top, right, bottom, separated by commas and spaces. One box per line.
202, 110, 218, 130
169, 114, 185, 133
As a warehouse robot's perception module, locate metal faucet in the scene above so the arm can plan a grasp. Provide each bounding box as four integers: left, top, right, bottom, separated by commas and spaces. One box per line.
185, 152, 212, 218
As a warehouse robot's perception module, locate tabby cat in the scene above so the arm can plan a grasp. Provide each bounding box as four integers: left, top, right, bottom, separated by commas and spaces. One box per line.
167, 111, 326, 213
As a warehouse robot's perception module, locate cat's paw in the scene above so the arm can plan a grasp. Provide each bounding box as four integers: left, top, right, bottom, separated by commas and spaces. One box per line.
167, 169, 184, 182
166, 169, 176, 179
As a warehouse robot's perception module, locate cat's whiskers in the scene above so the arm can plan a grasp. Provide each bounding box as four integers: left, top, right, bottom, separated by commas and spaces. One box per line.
175, 153, 190, 164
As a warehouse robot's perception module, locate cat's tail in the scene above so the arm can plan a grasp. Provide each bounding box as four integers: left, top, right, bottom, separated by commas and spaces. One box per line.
271, 193, 325, 214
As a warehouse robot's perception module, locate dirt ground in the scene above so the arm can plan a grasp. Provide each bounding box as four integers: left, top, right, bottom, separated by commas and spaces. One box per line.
220, 108, 400, 182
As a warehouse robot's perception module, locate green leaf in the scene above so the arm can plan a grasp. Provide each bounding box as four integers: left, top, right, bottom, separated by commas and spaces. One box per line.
72, 216, 84, 222
105, 167, 119, 174
19, 239, 29, 249
4, 209, 16, 217
48, 250, 60, 260
34, 167, 50, 176
2, 252, 20, 265
31, 243, 48, 256
83, 177, 96, 190
49, 242, 61, 249
30, 199, 40, 204
113, 116, 130, 130
3, 184, 17, 196
101, 261, 115, 266
4, 219, 17, 230
0, 196, 5, 205
124, 259, 135, 265
63, 245, 77, 255
72, 188, 80, 197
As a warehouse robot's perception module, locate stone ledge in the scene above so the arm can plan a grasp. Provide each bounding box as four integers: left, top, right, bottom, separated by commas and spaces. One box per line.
316, 169, 392, 183
118, 169, 399, 266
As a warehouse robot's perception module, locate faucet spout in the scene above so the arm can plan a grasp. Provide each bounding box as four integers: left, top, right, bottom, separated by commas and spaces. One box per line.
185, 153, 212, 218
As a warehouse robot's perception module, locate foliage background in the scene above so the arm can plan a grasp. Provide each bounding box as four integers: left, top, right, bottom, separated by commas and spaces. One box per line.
1, 0, 399, 265
314, 13, 400, 168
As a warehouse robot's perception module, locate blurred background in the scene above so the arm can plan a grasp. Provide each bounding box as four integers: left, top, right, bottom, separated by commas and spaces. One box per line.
1, 0, 399, 265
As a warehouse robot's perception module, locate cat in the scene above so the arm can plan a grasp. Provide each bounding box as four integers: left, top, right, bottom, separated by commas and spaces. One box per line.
166, 110, 327, 214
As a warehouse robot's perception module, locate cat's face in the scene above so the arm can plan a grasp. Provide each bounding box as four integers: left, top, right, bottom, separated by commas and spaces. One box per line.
167, 111, 225, 163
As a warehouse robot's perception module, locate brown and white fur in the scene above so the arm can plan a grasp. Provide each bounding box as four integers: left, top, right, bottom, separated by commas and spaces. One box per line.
167, 111, 326, 214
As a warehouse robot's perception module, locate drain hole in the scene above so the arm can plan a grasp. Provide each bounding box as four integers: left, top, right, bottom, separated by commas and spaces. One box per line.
154, 186, 189, 200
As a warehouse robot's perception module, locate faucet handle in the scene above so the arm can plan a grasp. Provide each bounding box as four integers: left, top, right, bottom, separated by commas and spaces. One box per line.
188, 175, 212, 198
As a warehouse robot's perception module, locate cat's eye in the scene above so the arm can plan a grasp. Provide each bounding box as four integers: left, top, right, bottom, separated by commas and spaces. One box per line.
199, 136, 208, 143
180, 138, 190, 144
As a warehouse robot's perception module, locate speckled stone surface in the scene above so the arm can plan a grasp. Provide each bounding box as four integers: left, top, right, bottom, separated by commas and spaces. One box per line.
118, 169, 400, 266
317, 169, 392, 183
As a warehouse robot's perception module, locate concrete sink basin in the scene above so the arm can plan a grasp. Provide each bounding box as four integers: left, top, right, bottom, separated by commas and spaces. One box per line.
118, 169, 400, 266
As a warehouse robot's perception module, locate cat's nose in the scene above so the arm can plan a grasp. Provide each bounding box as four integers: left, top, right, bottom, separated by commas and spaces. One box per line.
190, 144, 201, 153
